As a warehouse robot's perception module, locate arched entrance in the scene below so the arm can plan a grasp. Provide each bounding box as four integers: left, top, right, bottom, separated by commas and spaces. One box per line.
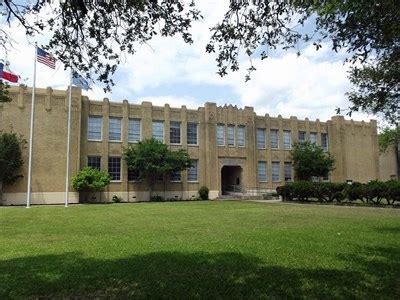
221, 166, 243, 195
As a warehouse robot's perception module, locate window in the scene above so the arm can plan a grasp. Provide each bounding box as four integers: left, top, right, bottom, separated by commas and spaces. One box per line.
227, 125, 235, 146
187, 123, 198, 145
108, 157, 121, 181
109, 117, 122, 141
272, 161, 280, 182
128, 169, 140, 181
87, 156, 101, 170
170, 170, 181, 182
284, 162, 292, 182
283, 130, 291, 150
170, 121, 181, 144
152, 121, 164, 142
322, 173, 330, 182
270, 129, 279, 149
298, 131, 306, 143
258, 161, 267, 182
217, 124, 225, 146
256, 128, 266, 149
128, 119, 141, 142
187, 160, 198, 182
237, 125, 245, 147
310, 132, 317, 144
321, 133, 329, 151
88, 116, 102, 140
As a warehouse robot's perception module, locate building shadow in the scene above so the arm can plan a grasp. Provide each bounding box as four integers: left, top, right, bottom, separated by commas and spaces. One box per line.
0, 247, 399, 298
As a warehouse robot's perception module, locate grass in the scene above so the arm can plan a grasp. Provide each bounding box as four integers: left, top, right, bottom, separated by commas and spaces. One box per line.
1, 201, 399, 298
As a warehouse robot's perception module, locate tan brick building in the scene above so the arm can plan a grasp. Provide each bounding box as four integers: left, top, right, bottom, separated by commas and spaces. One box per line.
0, 85, 381, 205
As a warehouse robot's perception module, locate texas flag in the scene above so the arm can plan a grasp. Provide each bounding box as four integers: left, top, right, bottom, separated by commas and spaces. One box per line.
0, 61, 19, 83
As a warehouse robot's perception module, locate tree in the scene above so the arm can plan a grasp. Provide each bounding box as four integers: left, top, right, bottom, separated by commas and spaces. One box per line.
0, 131, 26, 203
0, 80, 11, 103
290, 141, 335, 181
123, 138, 192, 199
71, 167, 111, 202
379, 127, 400, 179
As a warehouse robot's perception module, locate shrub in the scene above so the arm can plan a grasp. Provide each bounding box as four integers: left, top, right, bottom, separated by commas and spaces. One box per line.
72, 167, 111, 192
292, 181, 315, 201
150, 195, 164, 202
343, 182, 364, 202
363, 180, 387, 204
384, 180, 400, 205
198, 186, 209, 200
276, 184, 294, 201
314, 182, 346, 202
112, 195, 122, 203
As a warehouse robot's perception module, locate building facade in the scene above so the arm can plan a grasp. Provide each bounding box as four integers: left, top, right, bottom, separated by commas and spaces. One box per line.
0, 86, 381, 205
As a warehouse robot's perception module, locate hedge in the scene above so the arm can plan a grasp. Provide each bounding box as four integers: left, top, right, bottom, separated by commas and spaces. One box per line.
276, 180, 400, 205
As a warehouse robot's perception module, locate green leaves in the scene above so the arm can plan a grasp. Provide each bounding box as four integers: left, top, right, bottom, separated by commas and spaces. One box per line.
0, 80, 11, 103
290, 141, 335, 181
0, 131, 26, 185
71, 167, 111, 192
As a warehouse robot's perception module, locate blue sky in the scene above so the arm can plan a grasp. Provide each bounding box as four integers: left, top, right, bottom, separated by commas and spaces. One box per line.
1, 0, 373, 122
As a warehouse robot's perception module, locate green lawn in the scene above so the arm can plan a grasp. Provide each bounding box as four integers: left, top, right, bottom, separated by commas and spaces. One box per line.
1, 201, 399, 299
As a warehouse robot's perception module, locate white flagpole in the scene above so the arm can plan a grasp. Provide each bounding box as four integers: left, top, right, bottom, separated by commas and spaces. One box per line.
26, 43, 37, 208
65, 69, 73, 207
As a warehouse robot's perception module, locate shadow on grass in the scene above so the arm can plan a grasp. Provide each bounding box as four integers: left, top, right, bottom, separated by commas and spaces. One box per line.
0, 247, 399, 298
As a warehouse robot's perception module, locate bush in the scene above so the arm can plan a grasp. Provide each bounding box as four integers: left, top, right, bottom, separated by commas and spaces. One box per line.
72, 167, 111, 192
276, 184, 294, 201
314, 182, 346, 202
384, 180, 400, 205
363, 180, 387, 204
112, 195, 122, 203
150, 195, 164, 202
198, 186, 209, 200
292, 181, 315, 201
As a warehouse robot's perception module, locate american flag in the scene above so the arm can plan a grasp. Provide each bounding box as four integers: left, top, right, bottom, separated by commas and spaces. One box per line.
37, 47, 56, 69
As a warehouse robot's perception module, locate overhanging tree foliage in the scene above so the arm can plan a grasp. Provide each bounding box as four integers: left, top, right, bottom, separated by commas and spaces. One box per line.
290, 141, 335, 181
123, 138, 192, 199
0, 131, 26, 203
0, 80, 11, 103
379, 127, 400, 179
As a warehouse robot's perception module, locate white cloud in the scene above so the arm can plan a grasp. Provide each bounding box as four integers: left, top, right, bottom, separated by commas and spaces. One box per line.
1, 1, 375, 124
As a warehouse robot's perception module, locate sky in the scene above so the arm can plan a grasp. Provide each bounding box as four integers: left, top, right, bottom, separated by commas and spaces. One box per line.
1, 0, 374, 123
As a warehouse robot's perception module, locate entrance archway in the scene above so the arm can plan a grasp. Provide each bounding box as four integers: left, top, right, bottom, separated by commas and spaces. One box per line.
221, 166, 243, 195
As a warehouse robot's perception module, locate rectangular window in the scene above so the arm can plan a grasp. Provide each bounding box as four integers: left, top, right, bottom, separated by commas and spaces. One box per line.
187, 123, 198, 145
128, 119, 141, 142
283, 130, 291, 150
227, 125, 235, 146
170, 170, 181, 182
187, 160, 198, 182
270, 129, 279, 149
170, 121, 181, 144
310, 132, 317, 144
298, 131, 306, 143
87, 156, 101, 170
272, 161, 280, 182
258, 161, 267, 182
237, 125, 245, 147
108, 157, 121, 181
321, 133, 329, 151
322, 174, 330, 182
88, 116, 102, 140
257, 128, 266, 149
128, 169, 140, 181
217, 124, 225, 146
109, 117, 122, 141
152, 121, 164, 142
284, 162, 292, 182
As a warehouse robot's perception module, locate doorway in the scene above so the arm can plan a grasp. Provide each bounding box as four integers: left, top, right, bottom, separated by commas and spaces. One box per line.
221, 166, 243, 195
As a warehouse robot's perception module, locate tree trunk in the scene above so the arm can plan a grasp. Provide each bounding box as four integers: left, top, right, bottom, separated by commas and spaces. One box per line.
0, 180, 3, 205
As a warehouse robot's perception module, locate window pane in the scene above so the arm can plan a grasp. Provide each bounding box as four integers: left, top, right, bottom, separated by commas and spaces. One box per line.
257, 128, 266, 149
283, 130, 291, 150
237, 125, 245, 147
298, 131, 306, 142
128, 169, 140, 181
321, 133, 329, 151
88, 116, 102, 140
170, 170, 181, 182
217, 124, 225, 146
152, 121, 164, 142
187, 123, 198, 145
270, 129, 279, 149
109, 117, 122, 141
227, 125, 235, 146
170, 121, 181, 144
128, 119, 141, 142
272, 161, 280, 182
108, 157, 121, 181
187, 160, 198, 181
284, 162, 292, 182
310, 132, 317, 144
88, 156, 101, 170
258, 161, 267, 182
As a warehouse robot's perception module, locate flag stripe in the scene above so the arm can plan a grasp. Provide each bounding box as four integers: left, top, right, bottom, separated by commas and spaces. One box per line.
37, 47, 56, 69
